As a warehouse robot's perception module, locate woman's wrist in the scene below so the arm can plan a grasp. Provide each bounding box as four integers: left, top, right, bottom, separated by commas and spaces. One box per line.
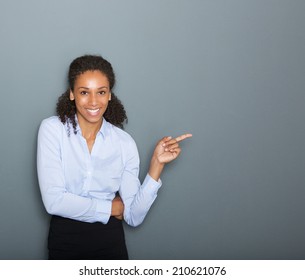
148, 156, 165, 182
111, 196, 124, 216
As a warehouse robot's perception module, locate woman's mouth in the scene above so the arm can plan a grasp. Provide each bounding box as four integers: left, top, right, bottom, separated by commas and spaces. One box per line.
87, 108, 100, 115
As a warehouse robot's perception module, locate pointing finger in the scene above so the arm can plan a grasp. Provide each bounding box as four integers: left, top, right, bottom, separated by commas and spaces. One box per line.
175, 133, 192, 143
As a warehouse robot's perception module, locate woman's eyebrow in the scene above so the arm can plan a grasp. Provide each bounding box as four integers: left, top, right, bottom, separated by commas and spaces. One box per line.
77, 86, 109, 90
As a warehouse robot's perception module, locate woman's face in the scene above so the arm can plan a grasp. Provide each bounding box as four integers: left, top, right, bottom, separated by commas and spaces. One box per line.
70, 70, 111, 128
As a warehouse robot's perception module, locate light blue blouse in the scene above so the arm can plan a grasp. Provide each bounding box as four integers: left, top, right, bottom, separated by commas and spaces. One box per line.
37, 116, 161, 227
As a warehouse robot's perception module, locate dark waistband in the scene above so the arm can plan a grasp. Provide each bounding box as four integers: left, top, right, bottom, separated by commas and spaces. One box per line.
50, 215, 123, 229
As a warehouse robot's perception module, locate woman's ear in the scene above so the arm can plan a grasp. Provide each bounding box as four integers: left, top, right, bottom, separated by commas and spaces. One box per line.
109, 92, 112, 101
69, 90, 75, 101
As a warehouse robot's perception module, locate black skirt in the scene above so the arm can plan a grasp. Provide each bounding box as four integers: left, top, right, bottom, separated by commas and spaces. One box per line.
48, 215, 129, 260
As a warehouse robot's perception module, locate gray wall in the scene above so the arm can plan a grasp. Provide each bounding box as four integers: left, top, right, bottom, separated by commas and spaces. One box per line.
0, 0, 304, 259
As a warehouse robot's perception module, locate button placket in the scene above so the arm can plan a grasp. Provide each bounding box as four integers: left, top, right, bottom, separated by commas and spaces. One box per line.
80, 135, 93, 193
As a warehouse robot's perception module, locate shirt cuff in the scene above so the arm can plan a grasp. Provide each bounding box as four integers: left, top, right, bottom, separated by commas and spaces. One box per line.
95, 198, 112, 224
141, 173, 162, 195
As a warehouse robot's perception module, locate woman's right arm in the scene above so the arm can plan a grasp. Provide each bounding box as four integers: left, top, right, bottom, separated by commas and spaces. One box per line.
37, 119, 121, 223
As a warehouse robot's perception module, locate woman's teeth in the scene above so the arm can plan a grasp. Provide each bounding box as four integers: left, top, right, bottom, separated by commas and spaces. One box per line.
87, 108, 99, 113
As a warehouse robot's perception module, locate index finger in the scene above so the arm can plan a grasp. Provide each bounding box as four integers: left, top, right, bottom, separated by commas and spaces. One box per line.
175, 133, 193, 143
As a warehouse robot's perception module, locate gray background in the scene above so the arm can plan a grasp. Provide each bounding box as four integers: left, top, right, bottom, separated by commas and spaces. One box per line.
0, 0, 304, 259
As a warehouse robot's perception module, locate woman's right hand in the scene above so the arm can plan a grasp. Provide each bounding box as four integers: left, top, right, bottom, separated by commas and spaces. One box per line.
111, 196, 124, 220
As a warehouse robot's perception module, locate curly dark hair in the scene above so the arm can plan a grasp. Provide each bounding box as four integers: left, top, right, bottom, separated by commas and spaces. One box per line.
56, 54, 127, 134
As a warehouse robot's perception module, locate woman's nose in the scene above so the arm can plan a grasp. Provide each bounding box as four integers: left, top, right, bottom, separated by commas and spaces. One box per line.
88, 93, 97, 106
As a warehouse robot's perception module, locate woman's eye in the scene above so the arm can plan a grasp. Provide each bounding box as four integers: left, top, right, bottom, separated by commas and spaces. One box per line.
80, 91, 88, 95
98, 91, 106, 95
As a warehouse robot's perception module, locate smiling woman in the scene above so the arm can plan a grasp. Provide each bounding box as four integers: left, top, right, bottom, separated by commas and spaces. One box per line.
69, 71, 112, 152
56, 55, 127, 135
37, 54, 192, 260
71, 71, 111, 120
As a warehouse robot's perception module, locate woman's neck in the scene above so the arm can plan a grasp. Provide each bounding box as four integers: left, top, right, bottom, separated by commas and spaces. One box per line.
77, 115, 103, 152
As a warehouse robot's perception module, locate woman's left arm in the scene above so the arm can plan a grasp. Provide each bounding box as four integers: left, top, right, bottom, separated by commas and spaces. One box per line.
119, 133, 192, 227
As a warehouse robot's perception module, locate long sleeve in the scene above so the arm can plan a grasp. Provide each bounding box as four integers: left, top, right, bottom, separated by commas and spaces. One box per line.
119, 138, 162, 227
37, 118, 112, 223
37, 116, 162, 227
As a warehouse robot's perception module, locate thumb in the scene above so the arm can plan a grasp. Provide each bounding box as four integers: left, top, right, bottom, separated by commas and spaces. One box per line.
160, 136, 172, 147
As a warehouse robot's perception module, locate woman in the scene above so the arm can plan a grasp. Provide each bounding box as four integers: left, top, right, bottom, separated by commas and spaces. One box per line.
37, 54, 192, 260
